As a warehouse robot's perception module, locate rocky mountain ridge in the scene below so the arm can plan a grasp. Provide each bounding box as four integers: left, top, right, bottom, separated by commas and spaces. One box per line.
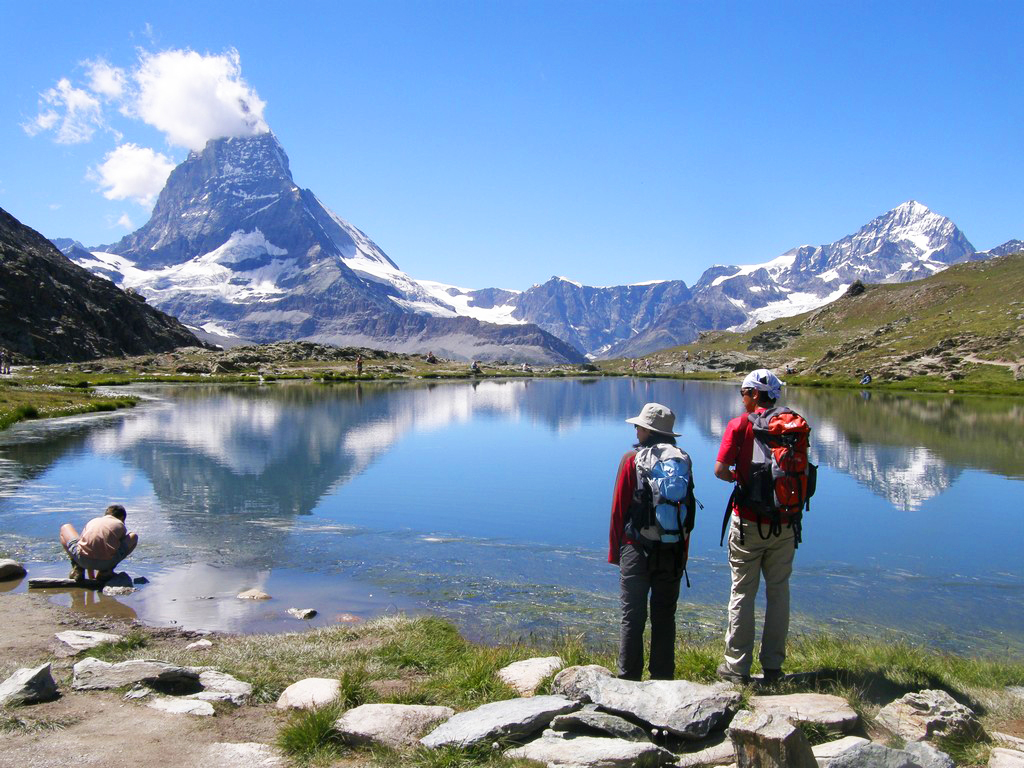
0, 207, 205, 363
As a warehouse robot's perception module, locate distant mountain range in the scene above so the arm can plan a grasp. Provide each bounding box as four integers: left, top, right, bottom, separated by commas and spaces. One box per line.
1, 207, 203, 362
57, 132, 1020, 361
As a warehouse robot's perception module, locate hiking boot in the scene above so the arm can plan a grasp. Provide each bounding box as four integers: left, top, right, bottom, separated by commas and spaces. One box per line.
69, 563, 83, 581
759, 668, 784, 684
716, 662, 749, 685
96, 569, 115, 582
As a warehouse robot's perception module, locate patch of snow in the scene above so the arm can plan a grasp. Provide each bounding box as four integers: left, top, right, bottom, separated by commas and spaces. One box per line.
732, 283, 850, 330
414, 280, 525, 325
200, 322, 239, 338
711, 251, 798, 287
554, 276, 583, 287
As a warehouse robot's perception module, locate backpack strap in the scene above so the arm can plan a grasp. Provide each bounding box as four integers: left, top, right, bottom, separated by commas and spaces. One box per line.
720, 486, 742, 546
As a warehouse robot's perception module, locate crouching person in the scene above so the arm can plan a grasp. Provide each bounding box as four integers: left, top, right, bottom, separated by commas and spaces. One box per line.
60, 504, 138, 581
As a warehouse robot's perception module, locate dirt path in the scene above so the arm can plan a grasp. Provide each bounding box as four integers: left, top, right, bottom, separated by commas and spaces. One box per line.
0, 590, 285, 768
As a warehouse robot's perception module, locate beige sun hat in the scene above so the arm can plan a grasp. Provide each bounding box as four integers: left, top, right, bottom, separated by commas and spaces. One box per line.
625, 402, 680, 436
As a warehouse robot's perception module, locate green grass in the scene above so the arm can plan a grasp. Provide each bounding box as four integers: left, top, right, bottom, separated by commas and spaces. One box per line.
82, 630, 149, 661
0, 713, 77, 734
276, 701, 349, 765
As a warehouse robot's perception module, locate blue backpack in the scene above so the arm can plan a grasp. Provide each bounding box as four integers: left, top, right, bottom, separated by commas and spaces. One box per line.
627, 443, 697, 546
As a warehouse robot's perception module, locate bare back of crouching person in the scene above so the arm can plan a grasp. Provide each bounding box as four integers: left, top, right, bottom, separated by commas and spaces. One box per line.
60, 504, 139, 581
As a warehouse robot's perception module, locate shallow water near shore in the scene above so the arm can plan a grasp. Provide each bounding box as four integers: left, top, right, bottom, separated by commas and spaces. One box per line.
1, 378, 1021, 654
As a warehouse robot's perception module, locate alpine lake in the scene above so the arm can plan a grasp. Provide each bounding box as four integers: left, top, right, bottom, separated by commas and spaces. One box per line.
1, 377, 1021, 656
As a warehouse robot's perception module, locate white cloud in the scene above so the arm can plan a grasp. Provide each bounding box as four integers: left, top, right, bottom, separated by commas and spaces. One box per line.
24, 78, 103, 143
132, 48, 268, 151
92, 143, 175, 206
116, 213, 134, 229
86, 58, 127, 100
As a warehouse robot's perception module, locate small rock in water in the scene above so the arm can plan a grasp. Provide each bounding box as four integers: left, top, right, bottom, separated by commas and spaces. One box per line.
186, 639, 214, 650
335, 612, 362, 623
237, 588, 271, 600
102, 585, 136, 596
287, 608, 318, 620
0, 558, 27, 581
133, 576, 150, 584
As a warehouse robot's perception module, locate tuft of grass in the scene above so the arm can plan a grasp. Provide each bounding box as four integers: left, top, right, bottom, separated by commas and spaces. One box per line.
276, 701, 348, 764
372, 743, 525, 768
338, 665, 374, 708
0, 713, 76, 734
82, 630, 149, 661
935, 730, 993, 766
796, 720, 834, 746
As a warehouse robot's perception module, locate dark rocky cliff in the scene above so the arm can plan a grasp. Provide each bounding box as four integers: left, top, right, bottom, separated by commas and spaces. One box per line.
0, 207, 205, 362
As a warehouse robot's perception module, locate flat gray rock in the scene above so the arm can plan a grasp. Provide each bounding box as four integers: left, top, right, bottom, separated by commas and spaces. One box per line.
676, 733, 735, 767
497, 656, 564, 696
506, 732, 675, 768
186, 639, 213, 650
201, 743, 285, 768
550, 709, 651, 742
0, 558, 26, 580
750, 693, 859, 733
55, 630, 123, 651
812, 735, 870, 763
0, 663, 59, 706
421, 695, 579, 748
904, 741, 955, 768
829, 743, 925, 768
551, 665, 739, 740
72, 658, 199, 690
990, 748, 1024, 768
147, 696, 215, 716
335, 703, 454, 748
102, 585, 136, 596
727, 709, 817, 768
275, 677, 340, 710
876, 689, 980, 742
994, 733, 1024, 751
186, 670, 252, 705
237, 588, 271, 600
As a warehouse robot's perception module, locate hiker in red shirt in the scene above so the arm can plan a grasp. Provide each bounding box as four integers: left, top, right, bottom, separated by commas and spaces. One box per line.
608, 402, 691, 680
714, 369, 793, 684
60, 504, 138, 581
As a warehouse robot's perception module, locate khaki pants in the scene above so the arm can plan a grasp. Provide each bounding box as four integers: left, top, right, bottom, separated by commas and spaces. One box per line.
723, 517, 795, 676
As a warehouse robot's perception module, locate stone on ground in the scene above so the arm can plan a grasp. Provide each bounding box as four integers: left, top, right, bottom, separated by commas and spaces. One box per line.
0, 558, 26, 580
875, 689, 981, 742
275, 677, 340, 710
72, 658, 199, 690
202, 743, 285, 768
506, 732, 675, 768
551, 664, 739, 740
994, 733, 1024, 751
55, 630, 123, 651
676, 732, 735, 767
334, 703, 455, 748
550, 707, 651, 742
497, 656, 564, 696
1007, 686, 1024, 701
904, 741, 955, 768
186, 670, 252, 705
811, 735, 870, 764
0, 663, 59, 706
146, 695, 215, 716
186, 639, 213, 650
420, 695, 579, 748
828, 742, 927, 768
990, 749, 1024, 768
727, 709, 817, 768
750, 693, 859, 733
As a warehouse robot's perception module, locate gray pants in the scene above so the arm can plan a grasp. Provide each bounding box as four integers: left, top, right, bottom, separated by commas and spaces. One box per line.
722, 517, 795, 676
618, 542, 683, 680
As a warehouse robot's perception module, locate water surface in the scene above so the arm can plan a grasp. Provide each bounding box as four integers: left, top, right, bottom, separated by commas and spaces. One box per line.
0, 378, 1020, 654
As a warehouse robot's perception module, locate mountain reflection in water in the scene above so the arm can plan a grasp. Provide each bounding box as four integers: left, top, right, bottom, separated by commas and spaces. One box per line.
0, 379, 1020, 652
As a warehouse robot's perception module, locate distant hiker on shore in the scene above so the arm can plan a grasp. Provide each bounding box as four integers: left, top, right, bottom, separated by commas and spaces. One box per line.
356, 355, 363, 375
608, 403, 696, 680
60, 504, 138, 581
0, 349, 10, 374
714, 369, 814, 684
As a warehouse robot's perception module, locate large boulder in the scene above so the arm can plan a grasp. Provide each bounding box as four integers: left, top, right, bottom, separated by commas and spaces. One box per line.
275, 678, 340, 710
727, 709, 817, 768
497, 656, 564, 696
811, 735, 871, 764
875, 689, 981, 743
904, 741, 955, 768
750, 693, 859, 734
420, 695, 579, 748
0, 558, 26, 580
334, 703, 454, 748
829, 742, 928, 768
0, 663, 59, 706
72, 658, 199, 690
551, 665, 739, 740
505, 732, 675, 768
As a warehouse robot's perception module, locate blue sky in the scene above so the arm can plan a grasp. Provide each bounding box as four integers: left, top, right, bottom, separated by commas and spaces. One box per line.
2, 1, 1021, 290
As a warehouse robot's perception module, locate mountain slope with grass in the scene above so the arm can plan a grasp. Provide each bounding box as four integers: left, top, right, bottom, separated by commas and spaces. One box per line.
647, 252, 1024, 388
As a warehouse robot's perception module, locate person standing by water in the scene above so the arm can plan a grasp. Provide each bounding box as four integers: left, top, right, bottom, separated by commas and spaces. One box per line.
59, 504, 138, 581
608, 402, 693, 680
713, 369, 794, 684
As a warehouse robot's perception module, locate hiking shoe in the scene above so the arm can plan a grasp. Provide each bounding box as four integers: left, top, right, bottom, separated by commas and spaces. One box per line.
96, 569, 115, 582
716, 662, 749, 685
759, 668, 784, 684
68, 564, 83, 581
